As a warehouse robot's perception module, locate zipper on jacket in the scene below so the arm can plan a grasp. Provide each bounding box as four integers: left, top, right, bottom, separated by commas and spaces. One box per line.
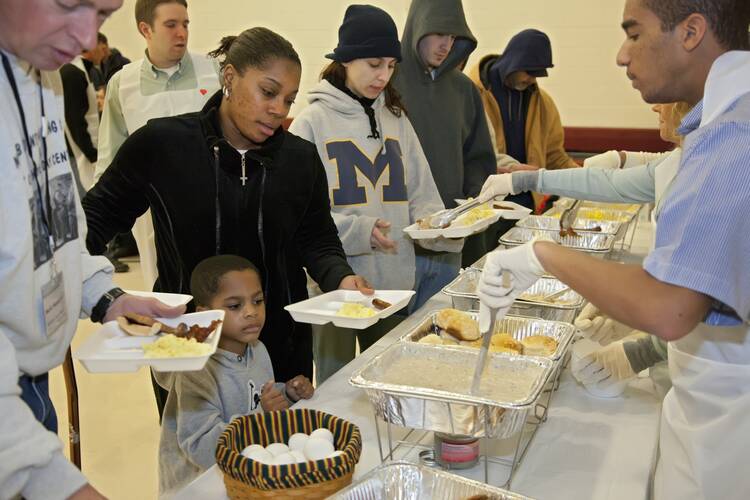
213, 145, 221, 255
257, 161, 269, 298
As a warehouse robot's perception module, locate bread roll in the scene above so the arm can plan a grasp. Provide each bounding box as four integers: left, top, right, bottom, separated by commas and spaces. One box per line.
418, 334, 444, 345
520, 335, 558, 356
489, 345, 517, 355
435, 309, 480, 341
490, 333, 524, 355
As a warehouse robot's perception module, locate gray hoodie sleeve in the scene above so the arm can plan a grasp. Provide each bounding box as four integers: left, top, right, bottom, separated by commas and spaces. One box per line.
535, 161, 659, 203
0, 332, 88, 500
330, 212, 379, 257
73, 188, 115, 317
462, 84, 497, 198
172, 370, 234, 470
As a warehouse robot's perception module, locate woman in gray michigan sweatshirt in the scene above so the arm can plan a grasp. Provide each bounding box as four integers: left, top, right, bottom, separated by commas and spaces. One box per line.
290, 5, 461, 383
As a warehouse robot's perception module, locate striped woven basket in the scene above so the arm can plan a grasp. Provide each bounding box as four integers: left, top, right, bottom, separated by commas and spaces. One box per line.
216, 408, 362, 499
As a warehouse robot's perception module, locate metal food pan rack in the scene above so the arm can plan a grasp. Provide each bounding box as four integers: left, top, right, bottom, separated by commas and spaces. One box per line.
328, 460, 533, 499
544, 199, 644, 251
516, 214, 623, 237
350, 328, 567, 489
441, 268, 584, 324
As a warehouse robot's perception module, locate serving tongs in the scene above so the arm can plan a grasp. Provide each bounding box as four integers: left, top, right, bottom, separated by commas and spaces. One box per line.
541, 285, 571, 302
559, 199, 582, 236
470, 271, 511, 395
429, 198, 484, 229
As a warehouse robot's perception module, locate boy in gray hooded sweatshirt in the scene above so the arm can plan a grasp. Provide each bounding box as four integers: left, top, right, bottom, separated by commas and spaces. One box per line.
392, 0, 497, 301
155, 255, 314, 495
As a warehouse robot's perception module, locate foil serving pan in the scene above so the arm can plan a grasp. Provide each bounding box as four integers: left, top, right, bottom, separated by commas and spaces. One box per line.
350, 342, 554, 439
545, 205, 637, 224
400, 310, 576, 361
516, 214, 622, 236
553, 198, 641, 214
328, 460, 532, 499
442, 268, 584, 312
499, 227, 615, 253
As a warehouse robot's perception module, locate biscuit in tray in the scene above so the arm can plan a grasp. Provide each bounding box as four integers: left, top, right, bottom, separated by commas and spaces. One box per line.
435, 308, 480, 341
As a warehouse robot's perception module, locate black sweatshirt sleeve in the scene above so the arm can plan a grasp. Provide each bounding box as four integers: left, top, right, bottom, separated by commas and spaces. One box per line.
82, 129, 152, 255
295, 153, 354, 292
59, 64, 97, 163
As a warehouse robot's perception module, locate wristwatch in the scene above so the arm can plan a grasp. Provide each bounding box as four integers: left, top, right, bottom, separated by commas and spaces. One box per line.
91, 287, 126, 323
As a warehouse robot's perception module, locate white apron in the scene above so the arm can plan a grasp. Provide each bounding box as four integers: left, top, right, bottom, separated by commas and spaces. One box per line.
649, 149, 750, 499
65, 57, 99, 191
118, 53, 218, 289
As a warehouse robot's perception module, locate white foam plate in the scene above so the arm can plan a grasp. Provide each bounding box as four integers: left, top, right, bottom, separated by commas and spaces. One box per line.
284, 290, 415, 329
74, 310, 224, 373
403, 210, 502, 240
124, 290, 193, 307
455, 198, 532, 220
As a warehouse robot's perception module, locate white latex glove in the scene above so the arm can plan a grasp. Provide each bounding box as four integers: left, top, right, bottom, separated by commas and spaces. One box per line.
582, 150, 623, 169
571, 339, 637, 384
574, 303, 633, 346
477, 240, 546, 331
477, 173, 514, 203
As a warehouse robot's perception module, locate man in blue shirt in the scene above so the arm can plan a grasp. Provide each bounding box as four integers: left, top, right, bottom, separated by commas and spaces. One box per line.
478, 0, 750, 498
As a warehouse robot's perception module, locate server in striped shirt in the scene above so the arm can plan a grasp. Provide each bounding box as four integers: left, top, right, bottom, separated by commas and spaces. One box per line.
477, 1, 750, 498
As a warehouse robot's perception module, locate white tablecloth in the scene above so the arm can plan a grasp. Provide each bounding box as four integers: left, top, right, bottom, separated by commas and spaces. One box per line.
171, 218, 667, 500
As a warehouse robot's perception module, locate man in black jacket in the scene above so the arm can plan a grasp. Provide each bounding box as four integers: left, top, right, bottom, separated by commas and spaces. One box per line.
83, 90, 361, 384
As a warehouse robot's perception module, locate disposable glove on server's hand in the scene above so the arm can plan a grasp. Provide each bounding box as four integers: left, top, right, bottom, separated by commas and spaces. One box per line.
572, 333, 667, 385
477, 240, 547, 332
477, 173, 514, 203
582, 150, 622, 169
574, 303, 634, 346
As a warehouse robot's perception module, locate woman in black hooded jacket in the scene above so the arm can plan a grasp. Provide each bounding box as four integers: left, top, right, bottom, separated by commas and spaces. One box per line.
83, 27, 370, 390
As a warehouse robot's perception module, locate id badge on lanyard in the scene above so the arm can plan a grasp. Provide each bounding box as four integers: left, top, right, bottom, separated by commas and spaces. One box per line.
41, 239, 67, 338
2, 54, 67, 338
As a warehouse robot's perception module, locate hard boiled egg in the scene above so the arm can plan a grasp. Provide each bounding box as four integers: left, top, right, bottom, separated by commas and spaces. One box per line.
287, 433, 309, 452
245, 448, 273, 464
272, 452, 297, 465
327, 450, 344, 459
290, 450, 307, 463
310, 428, 334, 444
266, 442, 290, 457
240, 444, 265, 458
303, 437, 335, 461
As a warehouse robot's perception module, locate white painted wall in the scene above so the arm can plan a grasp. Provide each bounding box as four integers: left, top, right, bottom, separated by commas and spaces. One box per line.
100, 0, 657, 128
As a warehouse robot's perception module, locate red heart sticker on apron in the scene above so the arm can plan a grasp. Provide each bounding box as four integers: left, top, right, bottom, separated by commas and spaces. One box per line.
199, 88, 208, 95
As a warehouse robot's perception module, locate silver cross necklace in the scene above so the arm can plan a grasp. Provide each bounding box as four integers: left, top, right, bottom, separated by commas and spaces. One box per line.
240, 152, 247, 186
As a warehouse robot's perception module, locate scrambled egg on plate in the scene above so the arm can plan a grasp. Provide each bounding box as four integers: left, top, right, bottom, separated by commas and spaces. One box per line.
142, 334, 212, 358
336, 303, 377, 318
454, 204, 495, 226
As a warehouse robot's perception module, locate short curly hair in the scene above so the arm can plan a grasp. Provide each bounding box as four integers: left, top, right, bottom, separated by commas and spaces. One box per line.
642, 0, 750, 50
190, 255, 262, 308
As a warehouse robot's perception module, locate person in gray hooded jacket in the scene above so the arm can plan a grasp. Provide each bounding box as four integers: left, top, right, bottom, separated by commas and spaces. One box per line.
155, 255, 313, 495
290, 4, 461, 384
392, 0, 496, 300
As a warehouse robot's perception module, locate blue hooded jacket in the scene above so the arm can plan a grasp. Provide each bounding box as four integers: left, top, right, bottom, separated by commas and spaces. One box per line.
487, 29, 553, 165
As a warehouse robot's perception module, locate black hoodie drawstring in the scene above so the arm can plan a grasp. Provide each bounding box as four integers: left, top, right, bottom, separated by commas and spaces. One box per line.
363, 106, 380, 139
325, 76, 380, 139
